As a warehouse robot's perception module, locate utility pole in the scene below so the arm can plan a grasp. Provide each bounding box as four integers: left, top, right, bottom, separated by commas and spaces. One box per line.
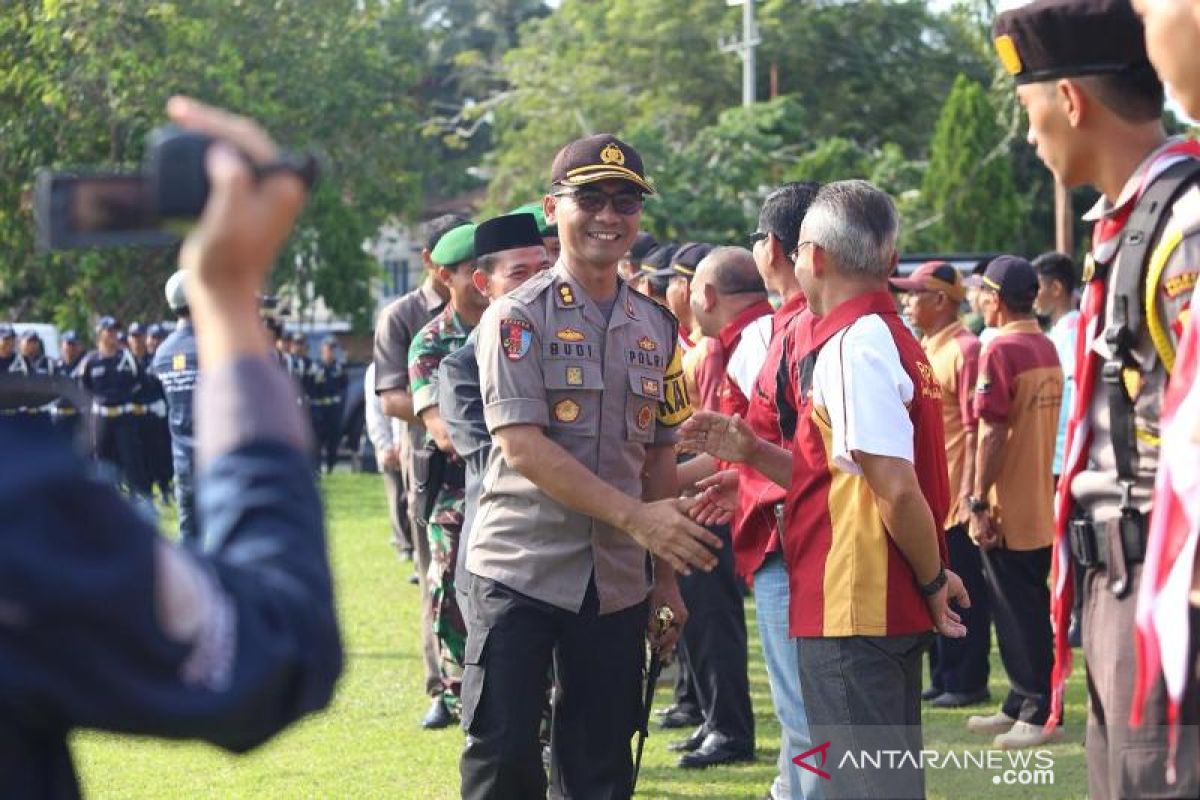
719, 0, 761, 107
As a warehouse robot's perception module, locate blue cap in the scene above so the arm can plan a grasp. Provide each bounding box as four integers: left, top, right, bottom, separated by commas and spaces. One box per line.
147, 323, 163, 338
0, 323, 13, 339
62, 329, 79, 344
95, 316, 119, 333
20, 329, 40, 342
128, 321, 145, 336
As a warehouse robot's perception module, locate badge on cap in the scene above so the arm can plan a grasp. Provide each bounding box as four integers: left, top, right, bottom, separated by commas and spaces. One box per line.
566, 366, 584, 386
556, 327, 585, 342
554, 398, 581, 423
636, 404, 653, 431
994, 35, 1023, 76
600, 143, 625, 166
501, 318, 533, 361
558, 284, 576, 306
638, 336, 657, 352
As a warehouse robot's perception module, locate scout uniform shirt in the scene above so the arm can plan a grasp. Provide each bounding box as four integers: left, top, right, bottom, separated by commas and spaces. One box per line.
1072, 139, 1200, 524
471, 262, 691, 615
974, 320, 1062, 550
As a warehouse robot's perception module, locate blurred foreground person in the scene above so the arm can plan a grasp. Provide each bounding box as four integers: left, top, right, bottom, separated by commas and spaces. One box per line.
0, 97, 342, 798
996, 1, 1200, 793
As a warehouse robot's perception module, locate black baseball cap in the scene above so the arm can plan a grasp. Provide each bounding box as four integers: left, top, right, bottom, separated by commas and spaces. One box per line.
95, 316, 119, 334
627, 232, 659, 262
982, 255, 1040, 306
551, 135, 654, 194
993, 0, 1152, 86
671, 242, 713, 278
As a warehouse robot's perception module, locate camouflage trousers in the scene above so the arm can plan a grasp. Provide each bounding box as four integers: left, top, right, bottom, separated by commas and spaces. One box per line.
427, 484, 467, 714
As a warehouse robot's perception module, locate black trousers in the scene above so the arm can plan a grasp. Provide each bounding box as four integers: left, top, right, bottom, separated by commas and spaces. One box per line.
460, 576, 645, 800
94, 416, 151, 497
929, 524, 991, 694
799, 632, 932, 799
980, 545, 1053, 724
676, 522, 754, 748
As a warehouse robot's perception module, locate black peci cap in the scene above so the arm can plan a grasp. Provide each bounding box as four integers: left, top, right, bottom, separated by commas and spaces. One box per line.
628, 232, 659, 262
993, 0, 1151, 86
551, 135, 654, 194
475, 213, 544, 259
982, 255, 1040, 306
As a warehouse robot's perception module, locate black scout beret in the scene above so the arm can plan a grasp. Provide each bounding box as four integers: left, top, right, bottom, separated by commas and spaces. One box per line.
474, 213, 544, 258
993, 0, 1152, 85
550, 134, 654, 194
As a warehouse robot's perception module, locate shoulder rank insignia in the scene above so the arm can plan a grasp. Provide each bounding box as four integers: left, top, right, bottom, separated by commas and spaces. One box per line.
554, 398, 581, 423
501, 317, 533, 361
638, 336, 657, 352
556, 327, 585, 342
558, 284, 576, 306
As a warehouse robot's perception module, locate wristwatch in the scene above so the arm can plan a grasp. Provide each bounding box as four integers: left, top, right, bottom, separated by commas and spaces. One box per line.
919, 566, 948, 598
967, 495, 990, 514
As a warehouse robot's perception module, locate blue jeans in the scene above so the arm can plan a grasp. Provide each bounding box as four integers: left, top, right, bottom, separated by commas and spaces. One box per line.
754, 553, 822, 799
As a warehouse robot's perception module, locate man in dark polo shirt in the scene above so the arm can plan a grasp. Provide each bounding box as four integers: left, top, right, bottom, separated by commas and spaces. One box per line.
964, 256, 1063, 749
681, 180, 968, 800
373, 213, 463, 730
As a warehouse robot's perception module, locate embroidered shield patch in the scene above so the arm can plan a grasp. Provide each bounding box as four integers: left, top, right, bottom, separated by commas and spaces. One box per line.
636, 404, 653, 431
501, 318, 533, 361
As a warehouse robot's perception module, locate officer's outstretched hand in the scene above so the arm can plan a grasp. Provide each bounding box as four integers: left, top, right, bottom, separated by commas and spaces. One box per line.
678, 411, 758, 464
689, 469, 739, 526
926, 568, 971, 639
169, 96, 307, 366
627, 499, 722, 575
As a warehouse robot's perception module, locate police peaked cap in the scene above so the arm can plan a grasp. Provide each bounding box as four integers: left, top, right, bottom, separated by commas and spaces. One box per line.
993, 0, 1152, 85
551, 134, 654, 194
671, 242, 714, 277
430, 222, 476, 267
507, 202, 558, 238
475, 213, 545, 259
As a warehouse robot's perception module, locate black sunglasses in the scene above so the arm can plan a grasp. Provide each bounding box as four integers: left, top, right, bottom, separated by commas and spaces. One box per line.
553, 188, 644, 216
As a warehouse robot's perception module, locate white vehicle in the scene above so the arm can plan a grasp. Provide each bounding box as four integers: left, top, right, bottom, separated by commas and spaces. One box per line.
6, 322, 60, 358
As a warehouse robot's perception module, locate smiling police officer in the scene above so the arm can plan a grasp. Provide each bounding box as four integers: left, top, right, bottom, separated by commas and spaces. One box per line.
460, 135, 721, 800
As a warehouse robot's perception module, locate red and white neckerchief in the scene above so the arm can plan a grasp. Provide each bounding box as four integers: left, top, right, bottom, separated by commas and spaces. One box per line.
1047, 138, 1200, 734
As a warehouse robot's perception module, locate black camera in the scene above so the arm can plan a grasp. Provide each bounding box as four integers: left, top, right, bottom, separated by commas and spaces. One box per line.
34, 125, 318, 251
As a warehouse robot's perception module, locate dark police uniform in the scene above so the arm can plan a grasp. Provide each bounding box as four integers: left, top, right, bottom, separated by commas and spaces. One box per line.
51, 333, 84, 434
463, 257, 691, 799
152, 320, 200, 545
309, 348, 348, 473
0, 356, 341, 799
135, 346, 174, 503
77, 342, 153, 498
995, 3, 1200, 795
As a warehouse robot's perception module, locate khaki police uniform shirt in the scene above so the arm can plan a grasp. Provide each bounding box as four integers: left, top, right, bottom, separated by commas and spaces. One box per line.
374, 279, 445, 477
469, 261, 691, 615
1073, 140, 1200, 523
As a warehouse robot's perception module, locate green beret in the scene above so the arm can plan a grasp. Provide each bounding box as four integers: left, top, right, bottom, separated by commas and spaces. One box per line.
508, 202, 558, 238
993, 0, 1151, 86
430, 222, 476, 267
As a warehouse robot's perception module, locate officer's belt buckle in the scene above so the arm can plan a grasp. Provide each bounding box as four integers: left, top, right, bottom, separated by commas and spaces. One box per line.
129, 403, 147, 416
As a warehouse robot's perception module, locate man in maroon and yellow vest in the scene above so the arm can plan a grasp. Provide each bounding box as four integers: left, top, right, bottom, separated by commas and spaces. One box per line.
681, 180, 968, 800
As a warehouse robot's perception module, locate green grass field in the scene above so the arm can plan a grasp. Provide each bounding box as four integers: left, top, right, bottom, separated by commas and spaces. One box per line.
74, 473, 1089, 799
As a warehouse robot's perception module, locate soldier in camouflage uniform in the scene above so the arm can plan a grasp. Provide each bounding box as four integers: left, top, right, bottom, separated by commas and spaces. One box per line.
407, 222, 484, 719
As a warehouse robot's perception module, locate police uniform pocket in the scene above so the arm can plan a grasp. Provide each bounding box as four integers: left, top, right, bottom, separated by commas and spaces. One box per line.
544, 361, 603, 436
626, 368, 663, 442
460, 625, 490, 734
